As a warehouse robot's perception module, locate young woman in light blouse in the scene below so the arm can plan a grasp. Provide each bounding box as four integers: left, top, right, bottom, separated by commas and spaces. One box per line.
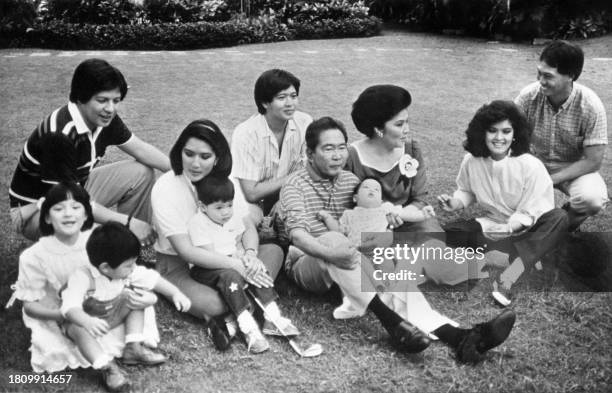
438, 100, 569, 306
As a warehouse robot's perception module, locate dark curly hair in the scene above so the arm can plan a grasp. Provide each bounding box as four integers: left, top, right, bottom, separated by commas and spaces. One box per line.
463, 100, 531, 158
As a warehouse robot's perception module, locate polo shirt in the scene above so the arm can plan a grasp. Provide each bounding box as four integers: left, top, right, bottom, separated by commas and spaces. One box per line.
278, 164, 360, 239
231, 111, 313, 182
514, 82, 607, 170
187, 210, 246, 256
9, 102, 132, 206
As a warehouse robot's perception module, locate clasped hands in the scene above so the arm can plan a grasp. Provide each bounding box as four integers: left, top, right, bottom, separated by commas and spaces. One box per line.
241, 252, 274, 288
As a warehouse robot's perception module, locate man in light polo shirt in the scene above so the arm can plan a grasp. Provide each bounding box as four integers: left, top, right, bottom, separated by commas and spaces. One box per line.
231, 69, 312, 222
9, 58, 170, 244
278, 117, 516, 362
515, 40, 608, 229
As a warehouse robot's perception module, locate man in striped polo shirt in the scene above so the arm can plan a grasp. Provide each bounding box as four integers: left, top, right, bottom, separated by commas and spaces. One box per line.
231, 69, 312, 223
278, 117, 517, 360
278, 116, 432, 353
9, 59, 170, 244
515, 40, 608, 229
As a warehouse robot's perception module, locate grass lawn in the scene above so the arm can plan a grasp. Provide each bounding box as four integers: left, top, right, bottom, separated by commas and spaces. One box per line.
1, 31, 611, 393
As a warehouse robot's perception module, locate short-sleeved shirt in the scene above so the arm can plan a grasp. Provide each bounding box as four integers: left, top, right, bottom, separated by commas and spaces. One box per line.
345, 139, 428, 207
231, 112, 313, 183
151, 172, 249, 255
278, 164, 360, 239
187, 210, 246, 256
61, 264, 160, 316
514, 82, 608, 171
9, 102, 133, 206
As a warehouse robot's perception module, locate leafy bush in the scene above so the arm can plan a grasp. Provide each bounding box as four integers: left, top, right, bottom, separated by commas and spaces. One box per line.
14, 14, 379, 49
144, 0, 229, 23
44, 0, 142, 24
292, 15, 380, 38
285, 0, 369, 24
0, 0, 38, 30
366, 0, 612, 40
557, 15, 608, 39
226, 0, 370, 22
0, 0, 43, 47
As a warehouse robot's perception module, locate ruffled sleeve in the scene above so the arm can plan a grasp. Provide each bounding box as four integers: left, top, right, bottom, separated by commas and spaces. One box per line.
13, 248, 47, 303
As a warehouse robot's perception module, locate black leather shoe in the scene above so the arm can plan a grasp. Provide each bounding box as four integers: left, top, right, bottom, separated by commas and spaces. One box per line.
207, 317, 231, 351
391, 321, 431, 353
455, 309, 516, 363
475, 309, 516, 352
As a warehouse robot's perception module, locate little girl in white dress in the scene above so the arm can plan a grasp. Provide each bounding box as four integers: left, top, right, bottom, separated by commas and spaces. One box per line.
7, 182, 159, 380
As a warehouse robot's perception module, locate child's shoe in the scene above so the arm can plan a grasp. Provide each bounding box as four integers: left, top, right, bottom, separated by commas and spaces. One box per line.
491, 279, 513, 307
207, 316, 231, 351
101, 360, 129, 392
262, 316, 300, 336
244, 328, 270, 354
332, 296, 361, 319
122, 342, 167, 366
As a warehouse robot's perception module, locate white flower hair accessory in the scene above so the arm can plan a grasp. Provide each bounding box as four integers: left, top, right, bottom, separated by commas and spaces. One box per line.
398, 154, 419, 178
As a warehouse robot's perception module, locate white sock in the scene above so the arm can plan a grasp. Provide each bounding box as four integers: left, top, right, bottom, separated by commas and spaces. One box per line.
237, 310, 258, 334
263, 301, 282, 321
224, 315, 238, 337
92, 355, 113, 370
125, 333, 145, 344
499, 257, 525, 285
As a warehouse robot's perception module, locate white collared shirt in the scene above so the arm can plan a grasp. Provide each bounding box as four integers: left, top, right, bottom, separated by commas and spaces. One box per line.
231, 111, 313, 182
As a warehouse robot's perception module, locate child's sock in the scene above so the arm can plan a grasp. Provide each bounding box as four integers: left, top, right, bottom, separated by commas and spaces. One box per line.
499, 257, 525, 286
367, 295, 403, 335
92, 354, 114, 369
237, 310, 259, 334
224, 314, 238, 338
263, 301, 282, 322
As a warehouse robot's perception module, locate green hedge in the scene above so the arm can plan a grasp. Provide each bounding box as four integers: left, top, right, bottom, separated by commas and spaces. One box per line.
366, 0, 612, 40
2, 15, 380, 49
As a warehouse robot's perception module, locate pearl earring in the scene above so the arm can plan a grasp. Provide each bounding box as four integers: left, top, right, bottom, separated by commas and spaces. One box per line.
374, 129, 384, 138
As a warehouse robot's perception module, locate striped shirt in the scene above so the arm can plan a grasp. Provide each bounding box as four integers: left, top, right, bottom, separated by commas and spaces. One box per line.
515, 82, 607, 171
231, 111, 313, 183
9, 102, 132, 207
278, 164, 360, 239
